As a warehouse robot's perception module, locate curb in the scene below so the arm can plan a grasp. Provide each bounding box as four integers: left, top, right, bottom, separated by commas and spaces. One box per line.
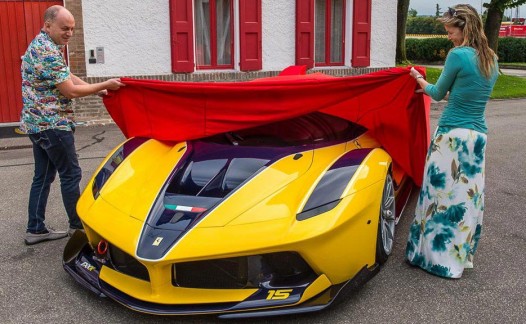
0, 122, 119, 151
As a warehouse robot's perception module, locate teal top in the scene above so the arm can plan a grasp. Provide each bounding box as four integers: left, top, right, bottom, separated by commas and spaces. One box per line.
424, 46, 498, 134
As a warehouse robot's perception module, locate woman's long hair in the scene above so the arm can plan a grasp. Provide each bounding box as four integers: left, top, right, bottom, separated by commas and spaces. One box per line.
439, 4, 497, 79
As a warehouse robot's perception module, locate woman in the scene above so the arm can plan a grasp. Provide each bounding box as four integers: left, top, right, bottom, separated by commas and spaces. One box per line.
406, 4, 499, 279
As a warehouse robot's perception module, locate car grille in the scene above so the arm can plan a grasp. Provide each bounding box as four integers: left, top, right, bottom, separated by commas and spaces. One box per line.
108, 244, 150, 282
173, 252, 315, 289
175, 257, 248, 289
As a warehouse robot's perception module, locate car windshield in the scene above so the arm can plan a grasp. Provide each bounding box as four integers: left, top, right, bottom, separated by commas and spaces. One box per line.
203, 112, 367, 147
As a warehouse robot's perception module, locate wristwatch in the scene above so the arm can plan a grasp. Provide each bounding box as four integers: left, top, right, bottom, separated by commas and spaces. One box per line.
415, 75, 424, 80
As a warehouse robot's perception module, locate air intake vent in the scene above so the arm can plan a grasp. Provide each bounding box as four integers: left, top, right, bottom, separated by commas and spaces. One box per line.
173, 252, 316, 289
109, 244, 150, 282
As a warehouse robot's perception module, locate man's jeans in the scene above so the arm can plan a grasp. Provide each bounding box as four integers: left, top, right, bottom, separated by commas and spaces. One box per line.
27, 129, 82, 233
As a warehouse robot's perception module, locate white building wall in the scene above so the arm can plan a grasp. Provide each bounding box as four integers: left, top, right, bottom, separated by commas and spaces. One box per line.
370, 0, 397, 67
261, 0, 296, 71
81, 0, 395, 77
82, 0, 172, 77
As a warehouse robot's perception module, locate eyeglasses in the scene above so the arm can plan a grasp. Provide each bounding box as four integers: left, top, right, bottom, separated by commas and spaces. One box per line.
445, 7, 465, 21
447, 7, 457, 17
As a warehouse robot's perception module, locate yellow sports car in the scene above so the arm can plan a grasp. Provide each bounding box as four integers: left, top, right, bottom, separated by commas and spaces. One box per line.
63, 111, 413, 318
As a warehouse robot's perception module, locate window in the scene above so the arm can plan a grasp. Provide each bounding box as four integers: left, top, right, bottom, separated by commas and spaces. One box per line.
170, 0, 261, 73
314, 0, 345, 66
296, 0, 371, 68
194, 0, 234, 69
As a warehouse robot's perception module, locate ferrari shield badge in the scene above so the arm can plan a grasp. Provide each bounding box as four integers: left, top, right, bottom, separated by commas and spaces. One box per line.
153, 237, 163, 246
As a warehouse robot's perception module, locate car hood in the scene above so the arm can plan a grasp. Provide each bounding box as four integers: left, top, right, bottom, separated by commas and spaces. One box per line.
92, 139, 350, 260
100, 139, 320, 221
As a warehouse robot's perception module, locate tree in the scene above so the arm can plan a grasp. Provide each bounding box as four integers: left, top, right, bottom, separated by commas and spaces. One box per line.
484, 0, 526, 53
435, 4, 442, 17
396, 0, 411, 63
409, 8, 418, 17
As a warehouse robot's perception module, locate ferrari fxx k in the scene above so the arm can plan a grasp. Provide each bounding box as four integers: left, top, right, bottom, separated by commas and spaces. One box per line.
64, 111, 412, 318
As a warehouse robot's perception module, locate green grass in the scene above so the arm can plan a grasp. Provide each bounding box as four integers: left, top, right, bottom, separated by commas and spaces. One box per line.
424, 67, 526, 99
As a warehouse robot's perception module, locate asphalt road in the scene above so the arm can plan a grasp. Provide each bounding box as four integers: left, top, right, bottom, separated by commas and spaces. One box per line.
0, 99, 524, 323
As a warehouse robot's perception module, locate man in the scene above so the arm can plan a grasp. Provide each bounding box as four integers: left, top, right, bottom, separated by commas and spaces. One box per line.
20, 5, 124, 245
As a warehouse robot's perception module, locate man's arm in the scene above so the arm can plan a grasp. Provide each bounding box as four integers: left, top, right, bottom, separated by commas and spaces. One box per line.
56, 77, 124, 99
70, 73, 89, 85
70, 73, 108, 97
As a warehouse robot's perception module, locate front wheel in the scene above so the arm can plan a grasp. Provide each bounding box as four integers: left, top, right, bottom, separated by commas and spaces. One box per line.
376, 173, 396, 265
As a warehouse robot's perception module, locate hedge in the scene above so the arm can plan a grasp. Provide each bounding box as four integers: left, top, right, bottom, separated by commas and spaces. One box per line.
497, 37, 526, 62
406, 38, 453, 62
406, 17, 447, 35
406, 37, 526, 63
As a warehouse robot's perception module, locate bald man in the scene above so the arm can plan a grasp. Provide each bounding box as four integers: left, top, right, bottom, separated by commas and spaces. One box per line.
20, 5, 124, 245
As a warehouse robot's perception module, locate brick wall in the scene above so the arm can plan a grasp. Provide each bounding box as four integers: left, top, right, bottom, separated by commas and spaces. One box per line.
65, 0, 86, 77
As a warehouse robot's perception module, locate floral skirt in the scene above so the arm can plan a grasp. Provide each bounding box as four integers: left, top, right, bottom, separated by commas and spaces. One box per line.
406, 126, 486, 278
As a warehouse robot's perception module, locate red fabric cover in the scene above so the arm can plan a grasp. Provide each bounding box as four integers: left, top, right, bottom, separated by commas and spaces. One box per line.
278, 65, 308, 76
103, 67, 430, 186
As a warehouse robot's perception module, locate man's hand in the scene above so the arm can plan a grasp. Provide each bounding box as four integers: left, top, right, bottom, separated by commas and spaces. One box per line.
104, 78, 125, 91
99, 78, 125, 96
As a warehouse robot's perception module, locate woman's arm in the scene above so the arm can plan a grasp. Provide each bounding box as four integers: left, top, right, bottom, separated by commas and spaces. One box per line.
411, 49, 462, 101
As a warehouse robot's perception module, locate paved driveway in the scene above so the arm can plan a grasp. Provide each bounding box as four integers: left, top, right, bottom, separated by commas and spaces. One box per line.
500, 67, 526, 77
0, 99, 524, 323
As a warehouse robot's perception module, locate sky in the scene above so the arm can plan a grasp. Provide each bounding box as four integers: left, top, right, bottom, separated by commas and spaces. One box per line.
409, 0, 526, 18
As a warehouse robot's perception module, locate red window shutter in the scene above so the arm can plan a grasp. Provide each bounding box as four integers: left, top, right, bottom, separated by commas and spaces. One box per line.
239, 0, 262, 71
169, 0, 194, 73
295, 0, 314, 68
352, 0, 371, 67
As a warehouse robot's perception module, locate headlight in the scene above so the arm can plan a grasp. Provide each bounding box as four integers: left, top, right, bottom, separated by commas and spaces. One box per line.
296, 149, 372, 220
92, 137, 148, 199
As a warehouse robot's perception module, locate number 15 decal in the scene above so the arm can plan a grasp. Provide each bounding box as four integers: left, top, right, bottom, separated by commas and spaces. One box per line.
266, 289, 293, 300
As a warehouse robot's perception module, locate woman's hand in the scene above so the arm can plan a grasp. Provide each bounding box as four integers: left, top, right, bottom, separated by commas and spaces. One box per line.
410, 67, 429, 95
410, 67, 424, 80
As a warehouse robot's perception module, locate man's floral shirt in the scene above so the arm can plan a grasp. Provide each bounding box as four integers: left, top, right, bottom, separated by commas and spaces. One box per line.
20, 30, 72, 134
